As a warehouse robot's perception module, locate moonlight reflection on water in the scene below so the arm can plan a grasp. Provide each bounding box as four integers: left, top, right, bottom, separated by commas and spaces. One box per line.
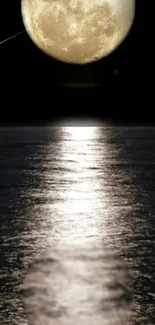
22, 241, 133, 325
1, 126, 154, 325
22, 127, 133, 325
39, 126, 111, 245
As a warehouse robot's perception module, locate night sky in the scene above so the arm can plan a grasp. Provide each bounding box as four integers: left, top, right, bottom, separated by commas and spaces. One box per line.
0, 0, 153, 124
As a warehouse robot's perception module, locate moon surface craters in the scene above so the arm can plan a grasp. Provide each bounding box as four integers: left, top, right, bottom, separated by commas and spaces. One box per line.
21, 0, 135, 63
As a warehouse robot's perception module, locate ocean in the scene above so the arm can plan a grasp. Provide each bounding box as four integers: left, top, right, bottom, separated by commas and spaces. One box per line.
0, 126, 154, 325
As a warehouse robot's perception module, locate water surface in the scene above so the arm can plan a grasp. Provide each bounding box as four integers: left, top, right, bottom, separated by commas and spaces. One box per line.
0, 126, 155, 325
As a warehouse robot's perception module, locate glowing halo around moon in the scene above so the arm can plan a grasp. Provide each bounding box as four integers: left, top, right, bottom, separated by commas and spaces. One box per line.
21, 0, 135, 64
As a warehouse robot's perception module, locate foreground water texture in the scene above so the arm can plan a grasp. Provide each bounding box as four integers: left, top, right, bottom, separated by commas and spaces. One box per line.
0, 126, 155, 325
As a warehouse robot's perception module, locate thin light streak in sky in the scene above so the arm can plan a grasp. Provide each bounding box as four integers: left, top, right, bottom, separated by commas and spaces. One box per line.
107, 129, 125, 140
0, 30, 25, 45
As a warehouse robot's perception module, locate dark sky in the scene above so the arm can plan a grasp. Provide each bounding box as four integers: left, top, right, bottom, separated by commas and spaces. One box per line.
0, 0, 153, 124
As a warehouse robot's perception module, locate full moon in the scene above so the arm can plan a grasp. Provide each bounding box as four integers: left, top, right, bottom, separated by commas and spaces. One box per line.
21, 0, 135, 64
